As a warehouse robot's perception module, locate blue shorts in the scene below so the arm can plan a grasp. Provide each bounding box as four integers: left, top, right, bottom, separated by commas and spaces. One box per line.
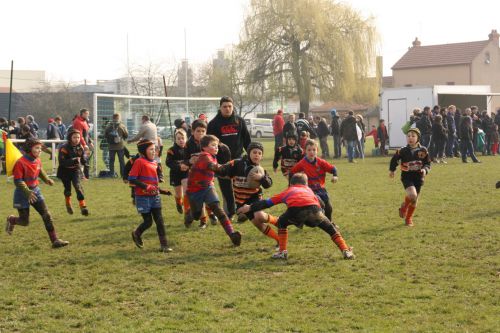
135, 195, 161, 214
187, 187, 219, 220
314, 188, 330, 204
13, 186, 44, 209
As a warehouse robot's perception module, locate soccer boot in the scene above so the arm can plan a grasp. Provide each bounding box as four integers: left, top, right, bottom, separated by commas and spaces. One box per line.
230, 231, 242, 246
131, 231, 144, 249
176, 202, 183, 214
66, 204, 74, 215
271, 250, 288, 260
159, 246, 173, 253
52, 239, 69, 248
209, 213, 218, 225
405, 217, 414, 227
184, 211, 194, 228
342, 247, 355, 260
199, 221, 207, 229
80, 206, 89, 216
398, 203, 407, 219
5, 215, 15, 235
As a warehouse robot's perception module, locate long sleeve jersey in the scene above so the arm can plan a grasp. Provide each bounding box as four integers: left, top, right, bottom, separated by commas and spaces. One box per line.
273, 144, 303, 175
128, 157, 159, 196
187, 152, 218, 193
290, 157, 337, 191
13, 154, 49, 197
217, 156, 272, 205
165, 143, 189, 179
389, 145, 431, 176
249, 184, 321, 213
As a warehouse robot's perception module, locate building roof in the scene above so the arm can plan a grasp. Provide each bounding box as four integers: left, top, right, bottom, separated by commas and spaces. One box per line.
392, 40, 490, 70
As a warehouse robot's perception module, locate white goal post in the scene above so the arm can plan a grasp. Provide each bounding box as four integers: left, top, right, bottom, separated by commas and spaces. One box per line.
92, 93, 220, 177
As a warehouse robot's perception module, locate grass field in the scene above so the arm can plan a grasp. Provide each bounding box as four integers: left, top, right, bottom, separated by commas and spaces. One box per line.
0, 138, 499, 332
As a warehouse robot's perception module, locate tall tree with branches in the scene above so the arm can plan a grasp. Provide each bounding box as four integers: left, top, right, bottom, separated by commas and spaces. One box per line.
238, 0, 377, 115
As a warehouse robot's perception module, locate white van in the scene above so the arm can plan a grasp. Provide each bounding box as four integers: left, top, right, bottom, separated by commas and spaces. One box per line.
244, 118, 274, 138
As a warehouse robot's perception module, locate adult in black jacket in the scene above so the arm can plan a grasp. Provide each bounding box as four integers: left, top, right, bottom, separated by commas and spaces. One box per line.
295, 112, 317, 139
458, 108, 480, 163
340, 111, 358, 162
315, 116, 330, 158
330, 109, 342, 158
283, 114, 297, 140
207, 96, 251, 218
416, 107, 432, 148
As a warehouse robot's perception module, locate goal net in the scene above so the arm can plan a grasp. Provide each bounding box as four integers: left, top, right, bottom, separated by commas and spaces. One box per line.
92, 93, 220, 177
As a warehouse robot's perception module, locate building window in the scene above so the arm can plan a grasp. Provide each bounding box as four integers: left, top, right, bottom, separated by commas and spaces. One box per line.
446, 82, 455, 85
404, 84, 412, 87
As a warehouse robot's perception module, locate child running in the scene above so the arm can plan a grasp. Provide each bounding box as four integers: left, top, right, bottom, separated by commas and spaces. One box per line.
5, 137, 69, 248
165, 128, 189, 215
57, 129, 89, 216
237, 173, 354, 260
129, 139, 173, 252
216, 142, 279, 246
389, 128, 431, 227
290, 139, 338, 222
273, 132, 303, 178
186, 135, 242, 246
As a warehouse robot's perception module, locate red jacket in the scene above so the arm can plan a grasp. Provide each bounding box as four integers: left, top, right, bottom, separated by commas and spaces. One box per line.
273, 114, 285, 135
72, 115, 90, 147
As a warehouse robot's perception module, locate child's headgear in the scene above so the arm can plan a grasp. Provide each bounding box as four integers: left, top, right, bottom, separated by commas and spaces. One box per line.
24, 137, 42, 151
407, 128, 421, 140
286, 132, 298, 141
66, 128, 80, 141
247, 141, 264, 153
137, 139, 154, 155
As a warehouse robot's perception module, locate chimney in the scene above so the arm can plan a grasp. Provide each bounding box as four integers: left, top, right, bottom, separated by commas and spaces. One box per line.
412, 37, 421, 47
488, 29, 499, 46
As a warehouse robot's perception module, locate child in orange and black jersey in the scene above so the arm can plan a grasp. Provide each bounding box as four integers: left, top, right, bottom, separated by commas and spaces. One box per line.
389, 128, 431, 227
165, 129, 189, 215
216, 142, 279, 246
273, 132, 303, 177
129, 139, 172, 253
57, 129, 88, 216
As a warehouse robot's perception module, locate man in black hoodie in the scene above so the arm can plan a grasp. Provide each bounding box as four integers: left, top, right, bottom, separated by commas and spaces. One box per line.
207, 96, 251, 218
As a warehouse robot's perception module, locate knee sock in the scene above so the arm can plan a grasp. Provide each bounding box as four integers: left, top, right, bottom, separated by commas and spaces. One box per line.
48, 230, 58, 242
220, 218, 234, 235
65, 196, 71, 206
263, 225, 279, 241
267, 214, 278, 226
206, 206, 214, 217
175, 196, 182, 206
183, 196, 190, 213
278, 228, 288, 252
401, 196, 411, 214
331, 233, 348, 251
406, 203, 416, 220
79, 200, 86, 208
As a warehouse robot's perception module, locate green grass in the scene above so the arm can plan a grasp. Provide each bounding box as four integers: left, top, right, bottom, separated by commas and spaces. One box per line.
0, 138, 499, 332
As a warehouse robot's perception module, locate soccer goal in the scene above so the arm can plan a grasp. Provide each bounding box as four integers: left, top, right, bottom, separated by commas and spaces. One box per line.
92, 93, 220, 177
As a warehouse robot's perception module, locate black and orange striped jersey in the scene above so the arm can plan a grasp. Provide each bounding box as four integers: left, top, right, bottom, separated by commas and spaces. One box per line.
272, 144, 303, 176
389, 144, 431, 175
217, 156, 272, 205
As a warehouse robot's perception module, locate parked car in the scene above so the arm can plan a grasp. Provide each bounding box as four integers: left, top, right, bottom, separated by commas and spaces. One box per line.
244, 118, 274, 138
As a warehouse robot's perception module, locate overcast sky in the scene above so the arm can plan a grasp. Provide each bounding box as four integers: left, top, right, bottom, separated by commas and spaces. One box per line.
2, 0, 499, 84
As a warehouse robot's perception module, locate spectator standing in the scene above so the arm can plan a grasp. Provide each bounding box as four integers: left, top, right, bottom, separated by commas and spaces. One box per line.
330, 109, 342, 159
416, 106, 433, 148
105, 113, 129, 177
377, 119, 389, 156
295, 112, 317, 139
459, 108, 480, 163
127, 115, 157, 144
207, 96, 251, 218
272, 109, 285, 150
446, 105, 458, 157
54, 116, 67, 141
26, 115, 39, 137
315, 115, 330, 158
283, 114, 297, 140
340, 111, 358, 162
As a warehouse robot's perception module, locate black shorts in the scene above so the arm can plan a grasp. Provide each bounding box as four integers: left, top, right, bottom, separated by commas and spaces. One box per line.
278, 205, 328, 229
401, 173, 423, 193
169, 172, 188, 187
237, 197, 261, 221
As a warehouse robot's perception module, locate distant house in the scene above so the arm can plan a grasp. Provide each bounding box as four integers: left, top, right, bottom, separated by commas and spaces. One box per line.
389, 29, 500, 110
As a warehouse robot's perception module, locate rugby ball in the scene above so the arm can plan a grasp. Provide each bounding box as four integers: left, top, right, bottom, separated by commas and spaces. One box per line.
247, 165, 265, 188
